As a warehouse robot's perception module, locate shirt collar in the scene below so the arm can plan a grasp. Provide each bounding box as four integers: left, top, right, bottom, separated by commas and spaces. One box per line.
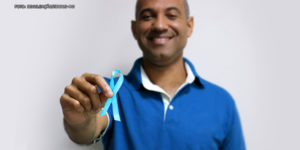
141, 61, 195, 87
126, 57, 203, 89
140, 61, 196, 97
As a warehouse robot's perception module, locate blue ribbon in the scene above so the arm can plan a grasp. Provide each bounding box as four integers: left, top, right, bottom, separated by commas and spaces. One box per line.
97, 70, 123, 121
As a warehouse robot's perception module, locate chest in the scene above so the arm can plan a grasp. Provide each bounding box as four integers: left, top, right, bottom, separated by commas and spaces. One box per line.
114, 86, 227, 148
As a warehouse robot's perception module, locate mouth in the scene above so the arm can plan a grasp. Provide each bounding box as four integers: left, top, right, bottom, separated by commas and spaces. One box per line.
147, 36, 174, 45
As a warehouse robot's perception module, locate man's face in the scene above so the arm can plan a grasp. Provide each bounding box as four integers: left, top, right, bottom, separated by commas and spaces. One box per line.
132, 0, 194, 66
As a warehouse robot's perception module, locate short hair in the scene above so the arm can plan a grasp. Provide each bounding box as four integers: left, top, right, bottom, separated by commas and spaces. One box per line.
135, 0, 190, 19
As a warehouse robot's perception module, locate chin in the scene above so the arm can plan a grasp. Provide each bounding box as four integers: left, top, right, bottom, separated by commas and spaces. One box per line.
144, 52, 182, 67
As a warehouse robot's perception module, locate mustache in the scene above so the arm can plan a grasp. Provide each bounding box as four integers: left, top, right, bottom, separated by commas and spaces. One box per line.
147, 29, 173, 38
149, 28, 168, 35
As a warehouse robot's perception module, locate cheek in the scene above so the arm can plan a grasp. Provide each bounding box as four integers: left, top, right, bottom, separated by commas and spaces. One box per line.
137, 23, 151, 36
171, 22, 188, 36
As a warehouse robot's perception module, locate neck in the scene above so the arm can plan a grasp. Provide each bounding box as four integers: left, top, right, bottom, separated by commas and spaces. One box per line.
142, 56, 187, 98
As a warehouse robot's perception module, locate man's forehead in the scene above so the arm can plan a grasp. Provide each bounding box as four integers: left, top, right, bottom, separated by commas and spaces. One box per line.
136, 0, 185, 11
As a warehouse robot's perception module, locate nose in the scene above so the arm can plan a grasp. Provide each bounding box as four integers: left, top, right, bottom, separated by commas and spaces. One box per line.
152, 15, 168, 32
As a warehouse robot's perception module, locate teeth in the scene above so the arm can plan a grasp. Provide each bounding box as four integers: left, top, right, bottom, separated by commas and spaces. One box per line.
153, 38, 168, 41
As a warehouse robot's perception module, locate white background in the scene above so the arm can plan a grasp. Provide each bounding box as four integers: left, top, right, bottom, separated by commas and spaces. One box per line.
1, 0, 299, 149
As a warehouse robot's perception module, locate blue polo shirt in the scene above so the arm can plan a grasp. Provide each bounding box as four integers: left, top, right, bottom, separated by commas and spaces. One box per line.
99, 58, 246, 150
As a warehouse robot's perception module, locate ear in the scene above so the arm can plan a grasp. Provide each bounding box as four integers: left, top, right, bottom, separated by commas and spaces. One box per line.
186, 16, 194, 37
131, 20, 137, 40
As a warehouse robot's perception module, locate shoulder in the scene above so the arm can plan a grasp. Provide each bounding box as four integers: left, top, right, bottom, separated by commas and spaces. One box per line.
199, 78, 240, 129
199, 77, 235, 107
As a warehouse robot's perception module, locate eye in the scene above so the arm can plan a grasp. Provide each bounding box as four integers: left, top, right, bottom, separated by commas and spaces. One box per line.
139, 12, 154, 21
141, 15, 152, 20
167, 14, 178, 20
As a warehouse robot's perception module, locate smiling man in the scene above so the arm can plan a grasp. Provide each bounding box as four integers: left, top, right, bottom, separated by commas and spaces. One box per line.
60, 0, 246, 149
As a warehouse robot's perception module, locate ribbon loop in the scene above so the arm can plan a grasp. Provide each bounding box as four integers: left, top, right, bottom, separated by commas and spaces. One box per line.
98, 70, 123, 121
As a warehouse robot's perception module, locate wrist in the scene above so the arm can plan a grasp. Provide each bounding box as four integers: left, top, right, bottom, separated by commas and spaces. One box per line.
63, 117, 97, 144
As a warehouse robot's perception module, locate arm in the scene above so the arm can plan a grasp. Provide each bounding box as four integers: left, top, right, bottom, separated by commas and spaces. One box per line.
60, 73, 112, 144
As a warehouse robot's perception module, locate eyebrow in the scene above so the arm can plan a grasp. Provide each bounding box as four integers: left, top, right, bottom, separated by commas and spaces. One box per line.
166, 7, 181, 15
138, 7, 182, 16
139, 8, 153, 16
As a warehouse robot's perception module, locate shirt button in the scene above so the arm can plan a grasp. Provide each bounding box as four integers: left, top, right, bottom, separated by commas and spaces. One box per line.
169, 105, 174, 110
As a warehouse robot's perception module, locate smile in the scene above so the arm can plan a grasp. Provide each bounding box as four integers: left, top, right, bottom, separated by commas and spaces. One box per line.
148, 36, 173, 45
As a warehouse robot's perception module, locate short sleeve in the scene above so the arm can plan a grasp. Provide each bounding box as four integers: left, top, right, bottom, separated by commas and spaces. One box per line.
93, 112, 112, 144
221, 92, 246, 150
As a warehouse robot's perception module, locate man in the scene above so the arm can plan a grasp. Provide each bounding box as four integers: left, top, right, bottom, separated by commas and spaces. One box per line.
60, 0, 246, 149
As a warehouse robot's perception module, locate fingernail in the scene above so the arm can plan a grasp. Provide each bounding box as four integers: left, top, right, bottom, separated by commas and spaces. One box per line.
106, 86, 113, 97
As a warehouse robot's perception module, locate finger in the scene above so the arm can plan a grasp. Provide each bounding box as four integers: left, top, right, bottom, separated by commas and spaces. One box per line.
64, 85, 93, 111
99, 92, 109, 108
81, 74, 104, 112
60, 93, 84, 113
71, 77, 93, 111
83, 73, 113, 98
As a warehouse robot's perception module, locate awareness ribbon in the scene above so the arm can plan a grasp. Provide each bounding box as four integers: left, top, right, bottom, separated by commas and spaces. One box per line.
97, 70, 123, 121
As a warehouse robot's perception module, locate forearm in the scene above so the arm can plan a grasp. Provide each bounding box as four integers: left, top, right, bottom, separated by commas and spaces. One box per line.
63, 116, 99, 145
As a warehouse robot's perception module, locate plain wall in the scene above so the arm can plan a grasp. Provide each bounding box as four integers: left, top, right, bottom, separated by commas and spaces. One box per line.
1, 0, 299, 149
